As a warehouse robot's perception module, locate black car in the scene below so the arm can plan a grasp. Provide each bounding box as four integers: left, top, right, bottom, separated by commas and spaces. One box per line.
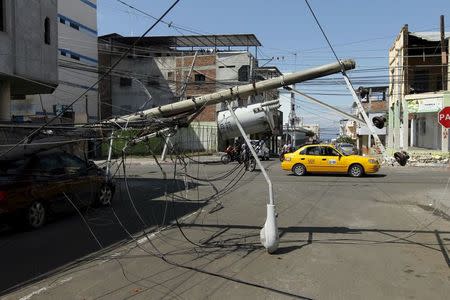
0, 150, 114, 229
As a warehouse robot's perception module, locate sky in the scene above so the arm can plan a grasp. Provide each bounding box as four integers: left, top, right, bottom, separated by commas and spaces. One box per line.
97, 0, 449, 139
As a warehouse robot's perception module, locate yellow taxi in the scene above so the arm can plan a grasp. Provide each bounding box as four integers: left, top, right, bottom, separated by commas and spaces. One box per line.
281, 144, 380, 177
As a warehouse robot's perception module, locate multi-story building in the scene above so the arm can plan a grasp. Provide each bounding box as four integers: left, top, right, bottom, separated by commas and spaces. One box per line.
0, 0, 58, 122
98, 33, 282, 152
10, 0, 98, 124
388, 24, 449, 152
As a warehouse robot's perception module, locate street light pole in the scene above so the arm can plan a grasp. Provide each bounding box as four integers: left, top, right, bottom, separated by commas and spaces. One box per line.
226, 100, 279, 253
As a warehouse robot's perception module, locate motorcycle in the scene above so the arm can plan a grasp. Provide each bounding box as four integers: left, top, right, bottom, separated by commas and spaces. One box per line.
221, 145, 242, 164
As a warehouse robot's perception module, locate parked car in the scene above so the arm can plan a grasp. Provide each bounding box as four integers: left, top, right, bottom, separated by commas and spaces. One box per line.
0, 150, 114, 229
281, 144, 380, 177
336, 143, 357, 155
251, 140, 270, 161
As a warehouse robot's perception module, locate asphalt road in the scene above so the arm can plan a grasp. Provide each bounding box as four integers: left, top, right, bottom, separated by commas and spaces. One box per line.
2, 159, 450, 299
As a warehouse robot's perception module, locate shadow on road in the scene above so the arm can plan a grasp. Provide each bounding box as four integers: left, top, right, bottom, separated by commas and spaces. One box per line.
0, 177, 205, 295
287, 173, 387, 178
185, 223, 450, 267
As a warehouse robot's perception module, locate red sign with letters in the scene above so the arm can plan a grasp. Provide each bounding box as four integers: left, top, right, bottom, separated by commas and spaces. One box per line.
438, 107, 450, 128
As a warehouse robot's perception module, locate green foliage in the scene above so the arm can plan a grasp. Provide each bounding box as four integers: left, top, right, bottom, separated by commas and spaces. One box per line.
336, 135, 356, 145
101, 130, 165, 157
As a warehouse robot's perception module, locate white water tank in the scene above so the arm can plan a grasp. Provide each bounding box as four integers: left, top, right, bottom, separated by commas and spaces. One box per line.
217, 100, 280, 139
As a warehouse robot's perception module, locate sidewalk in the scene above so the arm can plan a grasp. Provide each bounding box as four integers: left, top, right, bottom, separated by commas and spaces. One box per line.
94, 154, 224, 166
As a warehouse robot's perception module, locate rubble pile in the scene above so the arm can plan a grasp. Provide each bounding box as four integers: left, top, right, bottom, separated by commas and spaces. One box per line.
407, 153, 450, 167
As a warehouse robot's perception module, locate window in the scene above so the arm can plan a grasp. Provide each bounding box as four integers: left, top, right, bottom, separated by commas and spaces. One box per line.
59, 153, 86, 173
0, 0, 4, 32
69, 22, 79, 31
32, 155, 63, 175
120, 77, 132, 87
59, 18, 66, 25
44, 17, 51, 45
60, 50, 67, 57
238, 65, 250, 82
321, 147, 340, 156
194, 74, 206, 82
70, 54, 80, 61
305, 146, 321, 156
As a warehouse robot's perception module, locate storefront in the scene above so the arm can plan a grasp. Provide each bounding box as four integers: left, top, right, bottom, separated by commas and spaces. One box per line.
406, 92, 450, 151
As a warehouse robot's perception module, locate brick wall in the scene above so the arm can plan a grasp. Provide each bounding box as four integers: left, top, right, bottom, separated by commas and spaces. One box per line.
194, 105, 217, 122
176, 54, 217, 121
362, 101, 388, 113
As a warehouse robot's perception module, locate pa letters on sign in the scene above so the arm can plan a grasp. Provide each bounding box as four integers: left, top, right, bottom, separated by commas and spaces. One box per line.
440, 114, 450, 121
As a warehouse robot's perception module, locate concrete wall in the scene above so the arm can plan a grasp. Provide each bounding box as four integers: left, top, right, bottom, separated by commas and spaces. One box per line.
388, 25, 408, 151
170, 122, 218, 152
109, 54, 177, 116
216, 52, 254, 111
0, 0, 58, 89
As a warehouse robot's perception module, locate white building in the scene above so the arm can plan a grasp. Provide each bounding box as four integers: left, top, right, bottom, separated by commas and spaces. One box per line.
11, 0, 98, 123
388, 25, 449, 152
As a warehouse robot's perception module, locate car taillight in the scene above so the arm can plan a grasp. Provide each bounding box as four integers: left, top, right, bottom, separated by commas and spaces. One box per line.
0, 191, 6, 203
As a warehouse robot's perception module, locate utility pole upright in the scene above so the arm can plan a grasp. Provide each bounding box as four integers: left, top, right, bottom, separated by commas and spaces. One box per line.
440, 15, 448, 91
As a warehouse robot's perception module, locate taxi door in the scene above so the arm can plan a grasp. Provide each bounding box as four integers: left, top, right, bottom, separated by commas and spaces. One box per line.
318, 146, 346, 173
301, 146, 322, 172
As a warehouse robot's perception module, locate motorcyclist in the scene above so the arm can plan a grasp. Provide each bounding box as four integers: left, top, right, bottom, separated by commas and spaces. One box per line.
241, 143, 251, 170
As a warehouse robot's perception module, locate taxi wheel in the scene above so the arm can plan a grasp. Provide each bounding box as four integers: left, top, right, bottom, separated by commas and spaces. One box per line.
292, 164, 306, 176
348, 164, 364, 177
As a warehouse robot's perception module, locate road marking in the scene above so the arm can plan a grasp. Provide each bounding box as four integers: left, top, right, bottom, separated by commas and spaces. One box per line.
19, 287, 47, 300
19, 277, 72, 300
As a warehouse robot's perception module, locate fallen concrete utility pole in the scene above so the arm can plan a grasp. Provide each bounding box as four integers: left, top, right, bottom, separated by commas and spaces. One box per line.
105, 60, 356, 125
